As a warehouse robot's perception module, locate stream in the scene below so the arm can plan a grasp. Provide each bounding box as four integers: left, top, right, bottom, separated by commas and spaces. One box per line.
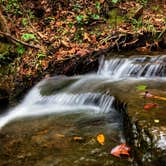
0, 53, 165, 166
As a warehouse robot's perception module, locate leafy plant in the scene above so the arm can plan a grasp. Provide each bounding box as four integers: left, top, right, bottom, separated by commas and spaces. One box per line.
136, 0, 148, 6
91, 14, 100, 20
73, 3, 82, 11
21, 18, 28, 26
44, 17, 55, 24
130, 17, 143, 31
21, 33, 36, 41
136, 85, 147, 91
16, 45, 25, 55
95, 2, 101, 13
37, 52, 46, 59
68, 22, 74, 28
112, 0, 119, 4
76, 15, 84, 23
2, 0, 22, 15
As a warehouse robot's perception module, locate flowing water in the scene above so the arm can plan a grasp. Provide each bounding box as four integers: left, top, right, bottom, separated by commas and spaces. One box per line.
0, 54, 165, 165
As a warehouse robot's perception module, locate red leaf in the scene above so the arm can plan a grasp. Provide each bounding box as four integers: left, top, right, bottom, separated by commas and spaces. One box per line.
110, 143, 130, 158
143, 103, 158, 110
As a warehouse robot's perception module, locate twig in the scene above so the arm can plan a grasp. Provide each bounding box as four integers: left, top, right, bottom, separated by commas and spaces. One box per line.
0, 31, 40, 49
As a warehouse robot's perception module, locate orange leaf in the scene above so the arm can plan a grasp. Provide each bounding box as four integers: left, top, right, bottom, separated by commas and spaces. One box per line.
154, 96, 166, 101
97, 134, 105, 145
111, 144, 130, 158
143, 103, 158, 110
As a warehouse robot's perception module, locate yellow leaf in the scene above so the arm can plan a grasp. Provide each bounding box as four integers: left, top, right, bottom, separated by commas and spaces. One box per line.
154, 119, 160, 123
84, 32, 91, 42
97, 134, 105, 145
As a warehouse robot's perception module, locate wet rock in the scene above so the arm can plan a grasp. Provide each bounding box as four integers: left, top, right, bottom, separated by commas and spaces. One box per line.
159, 32, 166, 49
0, 88, 9, 112
90, 148, 101, 155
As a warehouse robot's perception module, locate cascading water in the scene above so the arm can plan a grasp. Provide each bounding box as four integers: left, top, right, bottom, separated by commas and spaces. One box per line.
98, 55, 166, 78
0, 55, 165, 131
0, 54, 166, 166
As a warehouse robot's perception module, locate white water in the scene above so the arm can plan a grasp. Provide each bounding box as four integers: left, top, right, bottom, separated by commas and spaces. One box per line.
0, 55, 165, 129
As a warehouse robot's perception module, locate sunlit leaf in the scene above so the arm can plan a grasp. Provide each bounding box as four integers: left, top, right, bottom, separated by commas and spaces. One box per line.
112, 0, 119, 4
97, 134, 105, 145
16, 45, 25, 55
136, 85, 147, 91
154, 119, 160, 123
110, 143, 130, 158
76, 15, 84, 22
22, 33, 36, 41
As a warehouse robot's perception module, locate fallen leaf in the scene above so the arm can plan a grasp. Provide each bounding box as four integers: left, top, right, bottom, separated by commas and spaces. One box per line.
55, 134, 65, 138
84, 32, 91, 42
97, 134, 105, 145
154, 119, 160, 123
144, 91, 154, 98
143, 103, 158, 110
73, 136, 83, 141
111, 143, 130, 158
136, 85, 147, 91
154, 96, 166, 101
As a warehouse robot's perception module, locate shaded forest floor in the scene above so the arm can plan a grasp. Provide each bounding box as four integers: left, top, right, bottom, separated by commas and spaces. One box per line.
0, 0, 166, 105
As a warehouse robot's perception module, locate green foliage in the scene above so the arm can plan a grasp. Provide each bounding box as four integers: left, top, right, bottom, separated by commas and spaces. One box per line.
27, 9, 35, 20
0, 54, 6, 60
68, 22, 74, 28
21, 33, 36, 41
156, 29, 166, 40
2, 0, 22, 15
73, 3, 82, 11
21, 18, 28, 26
76, 12, 100, 25
44, 17, 55, 24
108, 9, 124, 28
37, 52, 46, 59
112, 0, 119, 3
131, 17, 143, 29
16, 45, 25, 55
136, 85, 147, 91
91, 14, 100, 20
95, 2, 101, 12
76, 15, 84, 23
136, 0, 148, 6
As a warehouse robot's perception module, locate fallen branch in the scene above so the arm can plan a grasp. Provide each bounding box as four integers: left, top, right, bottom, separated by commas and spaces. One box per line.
0, 31, 40, 49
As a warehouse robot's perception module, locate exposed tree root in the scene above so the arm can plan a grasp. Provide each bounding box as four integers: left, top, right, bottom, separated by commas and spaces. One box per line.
0, 31, 40, 49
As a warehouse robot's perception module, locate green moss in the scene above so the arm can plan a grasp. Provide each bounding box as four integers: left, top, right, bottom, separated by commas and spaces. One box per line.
107, 9, 125, 28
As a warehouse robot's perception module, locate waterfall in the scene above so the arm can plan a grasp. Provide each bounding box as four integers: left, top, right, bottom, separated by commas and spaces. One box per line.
98, 55, 166, 78
0, 54, 165, 129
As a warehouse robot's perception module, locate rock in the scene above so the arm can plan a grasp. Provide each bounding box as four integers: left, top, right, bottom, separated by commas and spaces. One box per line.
0, 88, 9, 111
159, 31, 166, 49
